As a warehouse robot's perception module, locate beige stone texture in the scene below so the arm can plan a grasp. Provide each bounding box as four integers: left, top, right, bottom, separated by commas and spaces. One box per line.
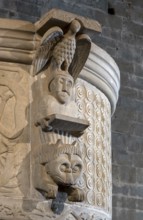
0, 9, 120, 220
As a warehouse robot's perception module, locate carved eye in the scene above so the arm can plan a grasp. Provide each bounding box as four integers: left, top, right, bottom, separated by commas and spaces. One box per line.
67, 81, 72, 88
73, 164, 82, 173
60, 163, 69, 172
59, 78, 64, 85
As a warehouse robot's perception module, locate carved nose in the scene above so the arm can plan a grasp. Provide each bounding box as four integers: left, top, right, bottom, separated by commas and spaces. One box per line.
63, 85, 68, 92
66, 168, 72, 173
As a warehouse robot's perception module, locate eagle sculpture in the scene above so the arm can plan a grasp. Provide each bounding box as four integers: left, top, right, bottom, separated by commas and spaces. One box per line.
33, 19, 91, 81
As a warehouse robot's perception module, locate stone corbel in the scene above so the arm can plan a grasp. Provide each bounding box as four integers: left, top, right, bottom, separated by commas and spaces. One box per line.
31, 9, 120, 220
32, 9, 102, 203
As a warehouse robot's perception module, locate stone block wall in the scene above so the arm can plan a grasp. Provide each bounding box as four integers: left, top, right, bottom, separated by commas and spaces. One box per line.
0, 0, 143, 219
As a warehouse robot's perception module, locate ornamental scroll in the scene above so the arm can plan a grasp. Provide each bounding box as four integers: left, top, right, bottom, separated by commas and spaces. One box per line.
32, 19, 91, 203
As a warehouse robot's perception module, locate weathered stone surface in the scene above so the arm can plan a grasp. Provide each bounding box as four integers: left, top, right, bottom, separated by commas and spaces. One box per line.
0, 0, 142, 219
136, 168, 143, 184
0, 9, 120, 220
35, 8, 101, 36
0, 18, 35, 64
113, 183, 129, 196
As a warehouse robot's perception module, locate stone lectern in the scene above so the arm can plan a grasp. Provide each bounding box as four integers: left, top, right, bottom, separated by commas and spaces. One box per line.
0, 9, 120, 220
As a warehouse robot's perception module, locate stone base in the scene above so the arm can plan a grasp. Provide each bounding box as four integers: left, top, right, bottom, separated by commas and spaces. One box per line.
0, 198, 110, 220
29, 202, 111, 220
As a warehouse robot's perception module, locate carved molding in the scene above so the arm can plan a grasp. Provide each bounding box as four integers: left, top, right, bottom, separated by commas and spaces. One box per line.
80, 43, 120, 114
0, 19, 36, 64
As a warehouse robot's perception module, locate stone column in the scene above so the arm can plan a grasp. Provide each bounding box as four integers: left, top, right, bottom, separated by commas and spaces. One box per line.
74, 43, 120, 219
0, 10, 120, 220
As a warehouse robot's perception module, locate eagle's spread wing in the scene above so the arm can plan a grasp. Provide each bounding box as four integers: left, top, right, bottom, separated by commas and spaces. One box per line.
33, 27, 63, 75
69, 34, 91, 80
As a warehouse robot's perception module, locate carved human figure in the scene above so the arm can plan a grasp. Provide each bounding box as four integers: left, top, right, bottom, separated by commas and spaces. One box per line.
33, 140, 84, 202
49, 70, 74, 104
33, 19, 91, 133
35, 70, 78, 131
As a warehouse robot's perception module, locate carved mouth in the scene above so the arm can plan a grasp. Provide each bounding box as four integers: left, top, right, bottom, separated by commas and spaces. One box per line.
60, 91, 69, 96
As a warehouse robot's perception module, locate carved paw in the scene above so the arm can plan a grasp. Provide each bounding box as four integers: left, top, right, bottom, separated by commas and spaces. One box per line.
44, 185, 58, 199
68, 188, 84, 202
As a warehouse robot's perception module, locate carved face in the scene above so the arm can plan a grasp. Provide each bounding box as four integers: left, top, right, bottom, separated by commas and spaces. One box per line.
45, 153, 83, 186
49, 74, 73, 104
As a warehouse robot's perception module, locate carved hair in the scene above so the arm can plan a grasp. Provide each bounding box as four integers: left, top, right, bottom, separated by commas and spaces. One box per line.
48, 69, 74, 92
39, 139, 82, 164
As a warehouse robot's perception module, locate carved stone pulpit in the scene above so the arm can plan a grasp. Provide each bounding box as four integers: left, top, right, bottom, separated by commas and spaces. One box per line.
0, 9, 120, 220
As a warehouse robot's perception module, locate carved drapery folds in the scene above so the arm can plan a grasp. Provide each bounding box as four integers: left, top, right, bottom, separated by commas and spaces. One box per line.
0, 9, 120, 220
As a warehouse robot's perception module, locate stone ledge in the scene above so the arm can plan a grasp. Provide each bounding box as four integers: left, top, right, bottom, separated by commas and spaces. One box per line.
35, 8, 101, 36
